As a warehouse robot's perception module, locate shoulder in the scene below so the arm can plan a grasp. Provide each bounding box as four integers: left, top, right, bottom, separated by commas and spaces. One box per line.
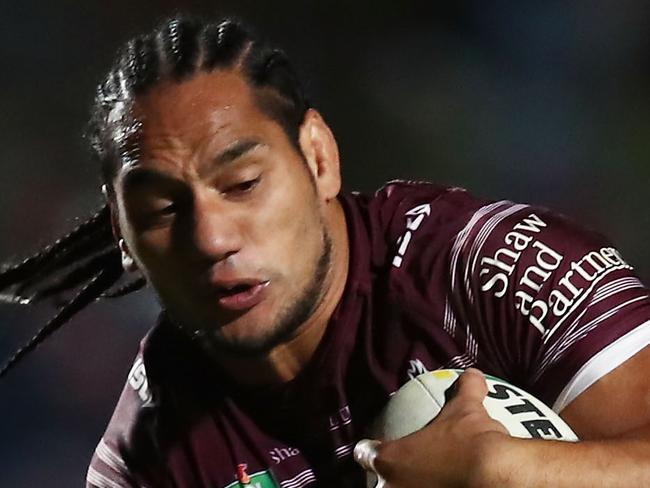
87, 319, 226, 486
363, 181, 615, 274
366, 180, 484, 232
87, 333, 159, 487
342, 180, 489, 269
87, 353, 152, 486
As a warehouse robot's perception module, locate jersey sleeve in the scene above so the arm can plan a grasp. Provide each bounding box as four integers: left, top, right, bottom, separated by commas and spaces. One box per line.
86, 436, 135, 488
87, 354, 153, 488
448, 199, 650, 410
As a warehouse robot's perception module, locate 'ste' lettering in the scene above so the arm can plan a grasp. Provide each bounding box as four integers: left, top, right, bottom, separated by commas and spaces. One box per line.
487, 384, 522, 400
505, 398, 544, 417
521, 419, 563, 439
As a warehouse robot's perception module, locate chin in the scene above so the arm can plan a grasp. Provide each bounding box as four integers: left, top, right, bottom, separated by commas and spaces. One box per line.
209, 330, 286, 356
207, 312, 300, 356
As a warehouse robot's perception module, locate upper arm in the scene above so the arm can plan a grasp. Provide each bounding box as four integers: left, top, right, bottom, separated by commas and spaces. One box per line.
560, 344, 650, 440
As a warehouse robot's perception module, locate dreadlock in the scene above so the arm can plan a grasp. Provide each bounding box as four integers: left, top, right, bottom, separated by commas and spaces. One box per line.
0, 15, 310, 377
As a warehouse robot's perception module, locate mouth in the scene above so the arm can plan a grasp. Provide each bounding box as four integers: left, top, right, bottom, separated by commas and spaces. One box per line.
214, 280, 270, 311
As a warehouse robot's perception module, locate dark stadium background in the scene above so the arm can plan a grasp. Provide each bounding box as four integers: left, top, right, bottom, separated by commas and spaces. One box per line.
1, 1, 649, 485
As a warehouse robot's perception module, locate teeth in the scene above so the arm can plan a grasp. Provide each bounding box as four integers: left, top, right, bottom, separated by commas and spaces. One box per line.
221, 284, 251, 294
216, 281, 268, 296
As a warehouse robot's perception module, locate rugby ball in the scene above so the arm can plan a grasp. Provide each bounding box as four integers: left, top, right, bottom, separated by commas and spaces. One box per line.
364, 369, 577, 487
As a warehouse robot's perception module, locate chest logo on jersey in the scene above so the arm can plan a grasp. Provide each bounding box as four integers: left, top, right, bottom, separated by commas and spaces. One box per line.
478, 213, 562, 334
225, 465, 279, 488
393, 203, 431, 268
127, 357, 151, 404
478, 212, 632, 335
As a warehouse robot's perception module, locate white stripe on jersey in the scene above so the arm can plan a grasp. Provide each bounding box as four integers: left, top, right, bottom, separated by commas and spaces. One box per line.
443, 298, 458, 337
591, 277, 645, 303
446, 353, 475, 369
449, 200, 509, 290
542, 263, 632, 344
467, 327, 478, 360
536, 295, 650, 380
334, 442, 355, 458
443, 322, 480, 370
552, 320, 650, 412
544, 278, 645, 359
87, 466, 126, 488
561, 296, 648, 351
280, 468, 317, 488
95, 438, 128, 475
446, 201, 520, 363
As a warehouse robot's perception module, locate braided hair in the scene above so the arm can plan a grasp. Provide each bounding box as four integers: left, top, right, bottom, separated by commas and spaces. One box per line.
0, 15, 310, 377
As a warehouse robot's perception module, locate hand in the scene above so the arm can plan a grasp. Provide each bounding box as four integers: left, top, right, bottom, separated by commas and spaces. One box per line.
355, 369, 509, 488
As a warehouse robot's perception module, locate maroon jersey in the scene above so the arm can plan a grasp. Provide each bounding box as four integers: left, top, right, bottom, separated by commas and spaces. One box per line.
87, 182, 650, 488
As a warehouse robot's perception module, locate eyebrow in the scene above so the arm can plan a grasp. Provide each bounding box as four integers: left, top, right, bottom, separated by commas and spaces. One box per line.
120, 139, 263, 193
215, 139, 262, 166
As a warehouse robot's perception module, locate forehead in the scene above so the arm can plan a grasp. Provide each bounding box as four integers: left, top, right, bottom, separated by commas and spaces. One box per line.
127, 70, 278, 172
134, 69, 257, 123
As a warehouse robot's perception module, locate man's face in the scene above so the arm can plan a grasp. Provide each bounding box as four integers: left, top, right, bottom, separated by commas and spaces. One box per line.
113, 70, 336, 355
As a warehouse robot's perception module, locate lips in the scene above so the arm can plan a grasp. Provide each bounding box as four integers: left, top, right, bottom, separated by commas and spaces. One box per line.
212, 279, 270, 311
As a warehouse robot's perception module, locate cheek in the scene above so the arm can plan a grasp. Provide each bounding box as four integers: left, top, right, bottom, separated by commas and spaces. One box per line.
256, 180, 323, 276
127, 229, 179, 283
118, 206, 168, 267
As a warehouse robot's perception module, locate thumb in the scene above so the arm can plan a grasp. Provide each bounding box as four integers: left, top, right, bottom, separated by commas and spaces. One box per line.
450, 368, 488, 403
436, 368, 489, 424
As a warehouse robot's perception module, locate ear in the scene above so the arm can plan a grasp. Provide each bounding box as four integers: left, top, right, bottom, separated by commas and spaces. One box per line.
104, 185, 138, 273
298, 109, 341, 201
118, 239, 137, 273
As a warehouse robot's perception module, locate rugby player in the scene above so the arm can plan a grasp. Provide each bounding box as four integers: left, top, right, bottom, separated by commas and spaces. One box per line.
1, 16, 650, 487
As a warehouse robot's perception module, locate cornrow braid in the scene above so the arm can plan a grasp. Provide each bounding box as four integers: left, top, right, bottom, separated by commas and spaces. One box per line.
1, 14, 310, 377
89, 15, 310, 187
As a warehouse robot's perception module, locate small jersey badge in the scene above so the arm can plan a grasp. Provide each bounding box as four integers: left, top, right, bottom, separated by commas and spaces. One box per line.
225, 465, 279, 488
406, 358, 429, 380
237, 464, 250, 484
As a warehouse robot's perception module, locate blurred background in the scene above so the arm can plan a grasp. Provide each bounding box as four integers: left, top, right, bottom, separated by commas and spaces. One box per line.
1, 1, 649, 485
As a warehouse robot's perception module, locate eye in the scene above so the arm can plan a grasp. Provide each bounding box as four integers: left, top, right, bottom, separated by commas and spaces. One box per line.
156, 203, 177, 215
143, 202, 177, 224
129, 201, 177, 231
224, 176, 261, 195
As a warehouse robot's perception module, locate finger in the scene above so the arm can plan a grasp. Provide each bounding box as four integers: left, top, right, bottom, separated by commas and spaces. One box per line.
355, 439, 398, 487
354, 438, 381, 473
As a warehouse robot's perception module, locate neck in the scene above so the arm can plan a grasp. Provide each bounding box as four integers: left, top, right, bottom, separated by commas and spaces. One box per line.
214, 199, 349, 387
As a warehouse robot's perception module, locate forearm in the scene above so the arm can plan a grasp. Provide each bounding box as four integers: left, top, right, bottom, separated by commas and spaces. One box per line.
478, 432, 650, 487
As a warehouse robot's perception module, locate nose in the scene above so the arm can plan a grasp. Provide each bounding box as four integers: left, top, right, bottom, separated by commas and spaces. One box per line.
176, 188, 242, 263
